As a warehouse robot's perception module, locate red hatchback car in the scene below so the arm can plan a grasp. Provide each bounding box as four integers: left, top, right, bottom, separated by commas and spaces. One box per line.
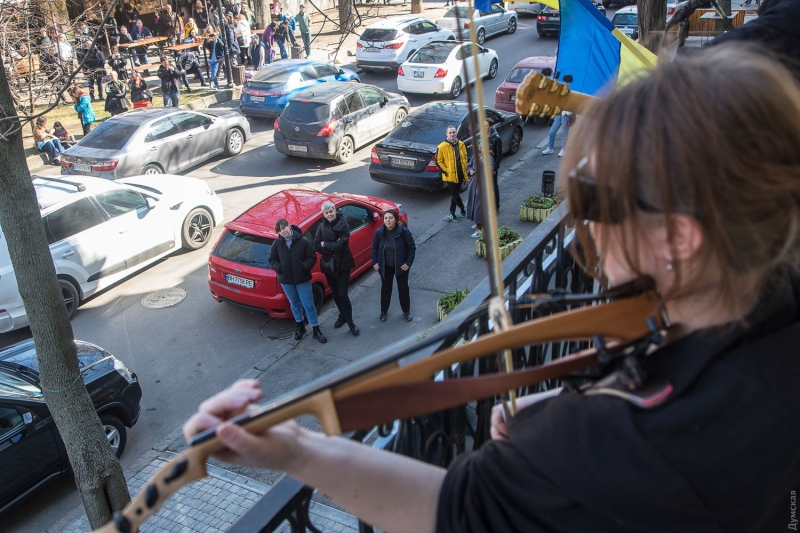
208, 189, 408, 317
494, 56, 557, 114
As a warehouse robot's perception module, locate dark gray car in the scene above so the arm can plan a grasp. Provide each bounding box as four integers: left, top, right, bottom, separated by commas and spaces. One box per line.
60, 108, 252, 179
274, 82, 409, 164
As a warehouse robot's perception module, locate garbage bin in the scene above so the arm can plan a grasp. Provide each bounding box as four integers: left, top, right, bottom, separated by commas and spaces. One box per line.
232, 64, 246, 86
291, 44, 306, 60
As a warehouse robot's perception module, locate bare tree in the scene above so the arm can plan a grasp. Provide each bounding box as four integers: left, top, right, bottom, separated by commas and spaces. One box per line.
0, 0, 131, 528
639, 0, 667, 52
411, 0, 422, 15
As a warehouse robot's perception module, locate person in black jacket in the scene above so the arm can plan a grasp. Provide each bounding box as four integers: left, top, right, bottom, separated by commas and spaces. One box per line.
372, 209, 416, 322
314, 202, 359, 336
107, 45, 129, 80
179, 50, 207, 91
157, 56, 183, 107
184, 47, 800, 533
78, 41, 105, 100
486, 120, 502, 212
268, 219, 327, 343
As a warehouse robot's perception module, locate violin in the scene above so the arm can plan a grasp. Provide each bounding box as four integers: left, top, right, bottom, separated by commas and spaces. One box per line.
94, 278, 669, 533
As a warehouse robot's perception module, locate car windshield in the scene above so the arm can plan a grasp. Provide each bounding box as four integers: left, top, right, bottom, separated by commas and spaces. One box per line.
507, 67, 536, 83
282, 101, 330, 122
613, 14, 637, 25
78, 121, 138, 150
408, 42, 455, 64
360, 28, 398, 42
443, 6, 472, 17
213, 230, 273, 268
248, 68, 295, 89
388, 115, 452, 145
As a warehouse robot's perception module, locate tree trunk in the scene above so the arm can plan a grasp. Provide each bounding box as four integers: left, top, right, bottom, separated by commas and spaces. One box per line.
411, 0, 423, 15
254, 0, 269, 30
36, 0, 69, 29
0, 60, 131, 529
638, 0, 667, 53
338, 0, 356, 35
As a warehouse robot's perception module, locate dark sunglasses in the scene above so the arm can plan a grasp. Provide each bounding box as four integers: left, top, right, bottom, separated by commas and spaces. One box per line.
568, 157, 662, 223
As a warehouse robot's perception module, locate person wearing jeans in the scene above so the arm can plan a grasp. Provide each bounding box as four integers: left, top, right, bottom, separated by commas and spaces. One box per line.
372, 209, 416, 322
268, 219, 327, 343
33, 117, 65, 165
436, 126, 469, 222
542, 111, 572, 157
157, 56, 183, 107
297, 4, 312, 57
204, 33, 225, 88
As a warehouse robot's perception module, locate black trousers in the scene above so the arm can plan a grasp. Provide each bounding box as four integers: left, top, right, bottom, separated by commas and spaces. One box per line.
492, 170, 500, 209
86, 71, 104, 98
381, 266, 410, 314
181, 65, 207, 87
324, 269, 353, 321
447, 181, 465, 214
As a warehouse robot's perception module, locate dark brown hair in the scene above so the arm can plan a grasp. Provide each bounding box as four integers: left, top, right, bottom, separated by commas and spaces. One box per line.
274, 218, 289, 233
564, 45, 800, 315
383, 209, 399, 224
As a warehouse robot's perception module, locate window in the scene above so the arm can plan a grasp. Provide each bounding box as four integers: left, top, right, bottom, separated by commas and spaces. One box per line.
299, 66, 318, 81
420, 21, 438, 33
342, 91, 365, 114
0, 406, 24, 438
491, 4, 504, 13
336, 99, 350, 117
407, 22, 423, 35
79, 121, 138, 150
339, 204, 370, 232
145, 117, 180, 142
361, 28, 398, 41
304, 219, 323, 245
282, 101, 330, 122
212, 230, 274, 268
44, 198, 106, 244
359, 87, 383, 107
172, 112, 209, 132
506, 67, 534, 83
314, 63, 339, 77
456, 44, 473, 60
0, 370, 41, 400
95, 189, 147, 219
409, 42, 456, 64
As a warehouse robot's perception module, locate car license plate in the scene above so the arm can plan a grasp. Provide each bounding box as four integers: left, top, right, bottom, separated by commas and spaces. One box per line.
73, 164, 91, 172
225, 273, 254, 289
511, 94, 516, 101
365, 47, 379, 53
288, 145, 308, 152
250, 96, 265, 102
391, 156, 416, 168
414, 71, 424, 78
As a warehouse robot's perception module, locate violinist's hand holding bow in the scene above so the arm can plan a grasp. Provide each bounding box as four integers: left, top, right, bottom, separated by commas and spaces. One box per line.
490, 388, 563, 441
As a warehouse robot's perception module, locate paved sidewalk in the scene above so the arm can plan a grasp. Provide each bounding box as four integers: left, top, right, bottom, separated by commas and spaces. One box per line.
58, 451, 358, 533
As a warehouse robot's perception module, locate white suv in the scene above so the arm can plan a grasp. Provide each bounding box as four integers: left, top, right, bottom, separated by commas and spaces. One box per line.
0, 175, 224, 332
356, 16, 456, 72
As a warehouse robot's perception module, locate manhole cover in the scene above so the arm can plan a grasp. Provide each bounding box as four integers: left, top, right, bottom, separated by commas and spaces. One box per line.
260, 317, 297, 340
141, 288, 187, 309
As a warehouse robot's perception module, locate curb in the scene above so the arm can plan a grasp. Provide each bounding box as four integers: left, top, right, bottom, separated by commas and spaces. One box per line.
26, 87, 242, 174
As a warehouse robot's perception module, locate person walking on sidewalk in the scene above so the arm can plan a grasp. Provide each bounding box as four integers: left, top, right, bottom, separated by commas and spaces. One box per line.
314, 202, 359, 336
372, 209, 416, 323
157, 56, 183, 106
542, 110, 573, 157
436, 125, 468, 222
268, 219, 327, 343
297, 4, 312, 58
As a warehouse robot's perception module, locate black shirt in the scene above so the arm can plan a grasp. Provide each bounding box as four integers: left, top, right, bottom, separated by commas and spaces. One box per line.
449, 140, 465, 182
383, 227, 397, 268
437, 272, 800, 533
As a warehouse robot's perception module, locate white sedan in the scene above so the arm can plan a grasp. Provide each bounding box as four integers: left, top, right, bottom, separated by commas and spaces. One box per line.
397, 41, 499, 99
0, 174, 224, 332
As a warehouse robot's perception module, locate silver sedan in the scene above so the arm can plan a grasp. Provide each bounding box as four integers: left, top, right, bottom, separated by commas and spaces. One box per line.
60, 108, 251, 179
435, 4, 518, 45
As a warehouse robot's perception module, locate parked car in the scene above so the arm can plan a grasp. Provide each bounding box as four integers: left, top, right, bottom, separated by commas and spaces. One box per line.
612, 6, 639, 40
208, 190, 408, 317
494, 56, 557, 114
396, 41, 499, 99
60, 108, 250, 178
0, 175, 223, 333
274, 82, 409, 164
435, 4, 517, 44
369, 101, 524, 191
506, 1, 542, 16
356, 16, 456, 72
0, 339, 142, 514
536, 6, 560, 37
239, 60, 360, 118
601, 0, 636, 9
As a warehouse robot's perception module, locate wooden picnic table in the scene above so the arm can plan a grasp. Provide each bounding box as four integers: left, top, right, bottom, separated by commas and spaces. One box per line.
165, 41, 210, 77
120, 36, 169, 70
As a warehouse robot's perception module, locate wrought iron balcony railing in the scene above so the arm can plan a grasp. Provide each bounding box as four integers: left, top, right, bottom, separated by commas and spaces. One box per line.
228, 202, 595, 533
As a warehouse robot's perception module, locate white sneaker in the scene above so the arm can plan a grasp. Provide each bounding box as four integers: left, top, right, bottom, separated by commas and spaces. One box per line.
558, 149, 565, 157
471, 231, 481, 238
471, 224, 477, 229
542, 148, 554, 155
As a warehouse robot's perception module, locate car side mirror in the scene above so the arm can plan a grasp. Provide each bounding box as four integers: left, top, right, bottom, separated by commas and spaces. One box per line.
481, 48, 487, 54
381, 96, 388, 107
338, 68, 345, 75
146, 197, 158, 210
373, 212, 381, 221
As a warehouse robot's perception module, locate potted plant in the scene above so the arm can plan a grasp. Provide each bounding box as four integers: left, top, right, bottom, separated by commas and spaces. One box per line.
437, 287, 470, 321
520, 195, 558, 222
476, 226, 523, 259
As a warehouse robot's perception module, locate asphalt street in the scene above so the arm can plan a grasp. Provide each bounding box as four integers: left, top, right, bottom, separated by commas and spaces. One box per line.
2, 9, 584, 531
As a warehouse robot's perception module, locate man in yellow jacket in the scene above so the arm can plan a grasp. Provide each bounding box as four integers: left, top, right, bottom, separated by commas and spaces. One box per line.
436, 126, 469, 222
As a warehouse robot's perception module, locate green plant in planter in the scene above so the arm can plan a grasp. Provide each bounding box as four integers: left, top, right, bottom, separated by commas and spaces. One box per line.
478, 226, 522, 245
438, 287, 470, 315
523, 195, 558, 209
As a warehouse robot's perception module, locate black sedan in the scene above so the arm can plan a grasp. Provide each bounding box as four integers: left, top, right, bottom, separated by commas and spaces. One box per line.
0, 339, 142, 514
536, 6, 560, 37
369, 101, 523, 191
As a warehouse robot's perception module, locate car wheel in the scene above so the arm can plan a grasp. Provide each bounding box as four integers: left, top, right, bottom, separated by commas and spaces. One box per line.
142, 163, 162, 175
350, 78, 360, 83
224, 128, 244, 156
446, 35, 455, 40
459, 179, 469, 193
58, 278, 79, 319
487, 59, 499, 80
394, 108, 408, 125
450, 76, 462, 99
508, 18, 517, 34
100, 414, 127, 458
510, 127, 522, 154
335, 135, 355, 164
312, 283, 324, 313
477, 28, 486, 45
181, 207, 213, 250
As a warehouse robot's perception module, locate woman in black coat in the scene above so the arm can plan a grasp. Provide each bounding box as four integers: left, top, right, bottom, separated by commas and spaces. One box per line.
314, 202, 359, 336
371, 209, 416, 322
268, 219, 326, 343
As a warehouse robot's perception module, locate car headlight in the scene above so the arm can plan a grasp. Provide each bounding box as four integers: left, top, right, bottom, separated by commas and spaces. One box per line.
113, 358, 136, 384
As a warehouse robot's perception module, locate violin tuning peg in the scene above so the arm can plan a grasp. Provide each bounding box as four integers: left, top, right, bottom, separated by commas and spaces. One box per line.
563, 74, 574, 83
542, 104, 552, 116
541, 67, 553, 77
559, 85, 571, 97
531, 103, 541, 114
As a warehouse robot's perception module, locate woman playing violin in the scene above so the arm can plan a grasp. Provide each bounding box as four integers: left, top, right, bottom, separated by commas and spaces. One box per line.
184, 46, 800, 533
